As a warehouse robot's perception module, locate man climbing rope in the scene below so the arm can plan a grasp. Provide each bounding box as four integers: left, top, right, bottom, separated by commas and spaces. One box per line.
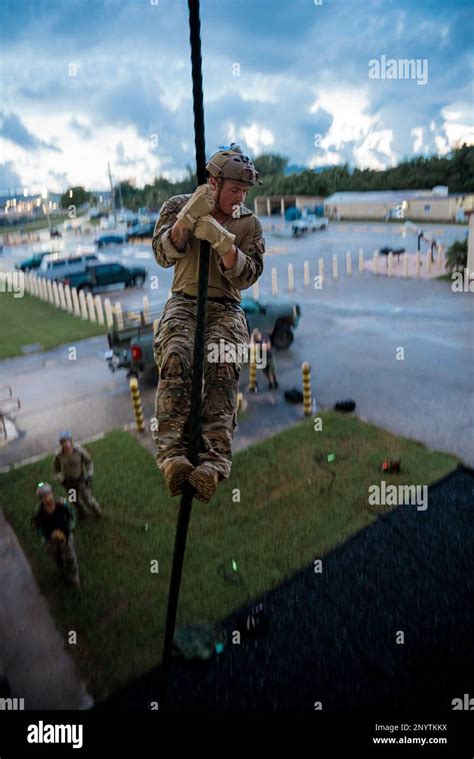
152, 143, 264, 503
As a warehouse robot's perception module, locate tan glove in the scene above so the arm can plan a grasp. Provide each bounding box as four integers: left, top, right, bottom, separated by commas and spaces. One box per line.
193, 215, 236, 256
176, 184, 216, 231
51, 529, 66, 543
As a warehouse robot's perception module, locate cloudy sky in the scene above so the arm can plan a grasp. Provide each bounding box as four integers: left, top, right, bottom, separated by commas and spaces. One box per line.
0, 0, 472, 194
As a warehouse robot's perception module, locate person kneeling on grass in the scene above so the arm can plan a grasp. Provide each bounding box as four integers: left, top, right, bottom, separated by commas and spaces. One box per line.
32, 482, 80, 588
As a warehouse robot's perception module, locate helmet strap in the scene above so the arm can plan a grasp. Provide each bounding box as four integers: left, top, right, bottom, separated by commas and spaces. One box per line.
214, 178, 224, 212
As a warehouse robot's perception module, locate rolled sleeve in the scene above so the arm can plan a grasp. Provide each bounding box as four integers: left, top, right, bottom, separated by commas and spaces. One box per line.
152, 197, 191, 268
160, 227, 190, 262
217, 246, 247, 279
217, 217, 265, 290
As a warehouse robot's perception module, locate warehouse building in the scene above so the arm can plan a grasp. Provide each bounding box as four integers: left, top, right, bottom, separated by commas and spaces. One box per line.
323, 187, 474, 222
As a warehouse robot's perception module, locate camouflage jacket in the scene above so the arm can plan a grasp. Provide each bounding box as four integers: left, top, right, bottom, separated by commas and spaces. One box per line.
53, 444, 93, 482
152, 194, 265, 302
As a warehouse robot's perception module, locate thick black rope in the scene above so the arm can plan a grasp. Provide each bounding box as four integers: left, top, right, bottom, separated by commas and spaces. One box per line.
158, 0, 210, 707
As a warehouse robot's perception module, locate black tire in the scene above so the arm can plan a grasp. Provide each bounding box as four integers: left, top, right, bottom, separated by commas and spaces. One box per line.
133, 274, 145, 287
320, 224, 327, 230
79, 284, 92, 295
272, 322, 294, 350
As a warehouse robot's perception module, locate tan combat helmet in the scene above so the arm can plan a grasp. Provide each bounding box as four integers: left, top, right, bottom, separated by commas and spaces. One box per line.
206, 143, 263, 187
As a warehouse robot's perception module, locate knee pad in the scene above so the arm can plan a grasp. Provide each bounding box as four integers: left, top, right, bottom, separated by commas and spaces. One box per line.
214, 361, 240, 382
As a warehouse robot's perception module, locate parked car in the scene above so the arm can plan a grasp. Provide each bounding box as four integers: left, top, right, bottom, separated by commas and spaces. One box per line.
95, 234, 125, 248
50, 227, 62, 239
39, 253, 99, 281
62, 261, 147, 293
16, 251, 50, 272
125, 222, 155, 241
105, 296, 301, 379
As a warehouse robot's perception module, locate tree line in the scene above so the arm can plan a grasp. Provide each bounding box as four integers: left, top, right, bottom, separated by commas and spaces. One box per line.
61, 145, 473, 212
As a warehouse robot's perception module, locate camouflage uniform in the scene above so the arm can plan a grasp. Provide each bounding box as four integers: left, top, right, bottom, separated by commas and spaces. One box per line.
32, 497, 80, 585
53, 444, 102, 517
152, 193, 265, 482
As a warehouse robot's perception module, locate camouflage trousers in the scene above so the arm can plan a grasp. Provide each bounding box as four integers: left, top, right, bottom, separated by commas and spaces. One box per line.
62, 478, 101, 517
153, 293, 250, 480
47, 534, 79, 585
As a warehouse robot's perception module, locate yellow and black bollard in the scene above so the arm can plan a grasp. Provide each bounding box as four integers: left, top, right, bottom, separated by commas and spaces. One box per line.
129, 377, 145, 432
248, 343, 257, 393
302, 361, 312, 416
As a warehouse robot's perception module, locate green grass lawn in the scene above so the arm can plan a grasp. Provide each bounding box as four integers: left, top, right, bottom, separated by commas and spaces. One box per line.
0, 415, 457, 701
0, 290, 106, 359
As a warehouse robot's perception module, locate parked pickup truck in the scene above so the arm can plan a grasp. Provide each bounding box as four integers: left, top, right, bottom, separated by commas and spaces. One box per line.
16, 251, 50, 272
292, 215, 328, 237
61, 261, 147, 293
105, 296, 301, 380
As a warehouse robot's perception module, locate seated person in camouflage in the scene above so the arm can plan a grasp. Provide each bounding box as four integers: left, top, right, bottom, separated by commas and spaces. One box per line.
152, 144, 265, 502
32, 482, 80, 588
53, 431, 102, 518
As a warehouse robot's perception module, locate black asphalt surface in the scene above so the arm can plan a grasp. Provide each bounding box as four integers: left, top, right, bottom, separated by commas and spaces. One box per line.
99, 466, 474, 714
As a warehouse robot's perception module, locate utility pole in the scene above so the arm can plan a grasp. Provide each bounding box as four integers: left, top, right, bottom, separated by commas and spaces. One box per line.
107, 162, 117, 224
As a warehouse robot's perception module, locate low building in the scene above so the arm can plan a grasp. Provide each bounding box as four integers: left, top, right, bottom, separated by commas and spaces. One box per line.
254, 195, 323, 217
324, 189, 474, 222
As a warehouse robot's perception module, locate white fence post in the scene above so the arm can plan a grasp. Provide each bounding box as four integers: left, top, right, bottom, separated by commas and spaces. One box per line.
103, 298, 114, 328
271, 267, 278, 295
114, 301, 124, 330
318, 257, 324, 284
373, 250, 379, 275
52, 281, 60, 307
359, 249, 364, 273
387, 252, 393, 277
304, 260, 310, 286
426, 249, 432, 274
415, 252, 421, 277
437, 245, 443, 270
403, 253, 409, 279
346, 250, 352, 277
64, 285, 73, 313
86, 292, 96, 321
71, 287, 81, 317
79, 289, 89, 319
58, 282, 67, 310
95, 295, 105, 325
142, 295, 150, 322
47, 280, 54, 304
332, 254, 338, 280
287, 263, 294, 291
252, 281, 259, 300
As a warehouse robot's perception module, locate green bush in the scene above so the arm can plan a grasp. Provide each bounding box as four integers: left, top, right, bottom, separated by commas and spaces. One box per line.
446, 238, 468, 273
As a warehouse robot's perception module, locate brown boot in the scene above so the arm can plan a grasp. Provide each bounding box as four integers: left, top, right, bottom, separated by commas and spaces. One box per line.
162, 456, 194, 497
188, 463, 219, 503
